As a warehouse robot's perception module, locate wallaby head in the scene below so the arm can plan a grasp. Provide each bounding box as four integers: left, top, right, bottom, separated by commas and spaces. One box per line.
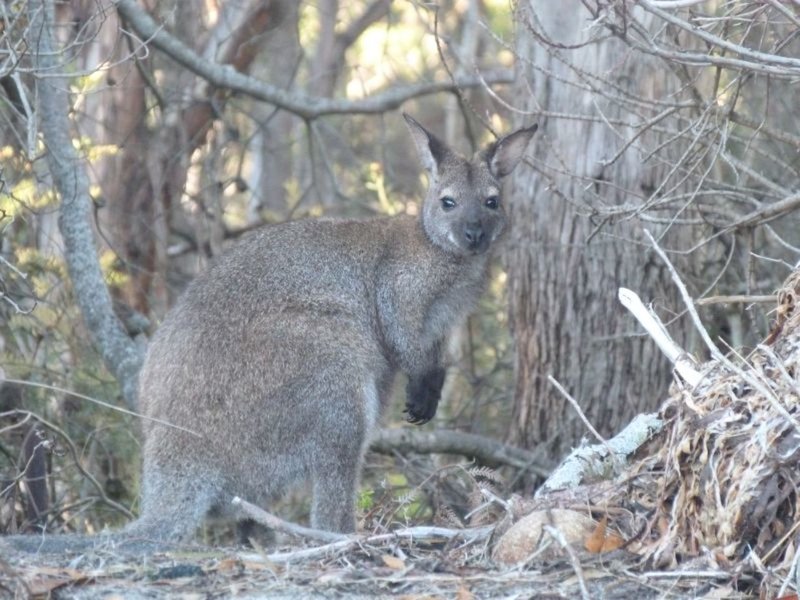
403, 114, 538, 257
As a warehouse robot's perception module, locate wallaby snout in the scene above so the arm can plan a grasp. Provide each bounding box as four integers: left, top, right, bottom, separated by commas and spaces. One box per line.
464, 221, 487, 252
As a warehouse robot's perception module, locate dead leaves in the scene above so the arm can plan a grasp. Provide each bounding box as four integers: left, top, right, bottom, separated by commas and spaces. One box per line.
381, 554, 406, 570
583, 516, 625, 554
22, 566, 89, 597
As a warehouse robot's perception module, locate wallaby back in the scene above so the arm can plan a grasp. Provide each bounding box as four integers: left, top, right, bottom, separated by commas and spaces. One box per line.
5, 115, 537, 552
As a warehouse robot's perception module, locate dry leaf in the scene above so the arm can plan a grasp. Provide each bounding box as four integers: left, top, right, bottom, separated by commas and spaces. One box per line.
455, 584, 474, 600
600, 531, 625, 552
215, 558, 242, 573
585, 516, 626, 553
25, 567, 87, 596
242, 560, 279, 572
584, 515, 609, 553
381, 554, 406, 570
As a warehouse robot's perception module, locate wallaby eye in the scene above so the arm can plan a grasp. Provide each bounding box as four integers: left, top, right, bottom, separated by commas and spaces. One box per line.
485, 196, 500, 210
440, 196, 457, 211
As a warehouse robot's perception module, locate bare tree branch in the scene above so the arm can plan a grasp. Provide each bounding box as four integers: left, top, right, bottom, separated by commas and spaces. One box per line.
640, 0, 800, 71
724, 193, 800, 232
27, 0, 143, 408
113, 0, 513, 119
370, 428, 550, 477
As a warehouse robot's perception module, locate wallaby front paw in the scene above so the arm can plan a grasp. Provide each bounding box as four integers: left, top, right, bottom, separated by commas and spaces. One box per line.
404, 368, 445, 425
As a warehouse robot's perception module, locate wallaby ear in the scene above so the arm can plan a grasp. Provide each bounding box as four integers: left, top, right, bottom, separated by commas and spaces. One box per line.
486, 123, 538, 178
403, 113, 449, 176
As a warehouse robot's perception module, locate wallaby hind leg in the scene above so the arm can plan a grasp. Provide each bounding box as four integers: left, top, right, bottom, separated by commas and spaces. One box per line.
310, 382, 378, 533
124, 462, 221, 543
311, 454, 361, 533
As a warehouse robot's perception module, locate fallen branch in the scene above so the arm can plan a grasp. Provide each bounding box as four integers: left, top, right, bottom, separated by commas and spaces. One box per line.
534, 285, 702, 496
535, 412, 664, 497
237, 523, 493, 565
370, 428, 550, 477
232, 497, 346, 543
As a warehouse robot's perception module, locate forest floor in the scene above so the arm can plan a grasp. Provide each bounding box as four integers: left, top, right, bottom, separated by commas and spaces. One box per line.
1, 532, 741, 599
5, 266, 798, 600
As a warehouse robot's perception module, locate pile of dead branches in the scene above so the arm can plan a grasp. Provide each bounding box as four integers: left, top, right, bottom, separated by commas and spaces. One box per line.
502, 266, 800, 597
638, 269, 800, 578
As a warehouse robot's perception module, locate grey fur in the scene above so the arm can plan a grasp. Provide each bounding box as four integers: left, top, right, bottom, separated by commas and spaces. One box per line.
4, 116, 536, 551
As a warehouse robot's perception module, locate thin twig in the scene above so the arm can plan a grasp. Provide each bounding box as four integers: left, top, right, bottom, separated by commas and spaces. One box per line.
643, 230, 800, 433
695, 295, 776, 306
547, 375, 608, 446
1, 378, 201, 437
238, 524, 493, 564
543, 525, 590, 600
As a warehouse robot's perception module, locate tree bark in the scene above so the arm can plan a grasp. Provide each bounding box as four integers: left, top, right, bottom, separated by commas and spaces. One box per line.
506, 1, 696, 461
247, 0, 302, 219
27, 0, 144, 408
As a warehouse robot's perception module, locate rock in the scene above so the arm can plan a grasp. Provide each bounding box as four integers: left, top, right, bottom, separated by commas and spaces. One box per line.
492, 508, 596, 565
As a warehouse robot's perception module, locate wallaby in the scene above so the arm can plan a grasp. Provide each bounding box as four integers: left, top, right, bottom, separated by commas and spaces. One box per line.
3, 114, 536, 552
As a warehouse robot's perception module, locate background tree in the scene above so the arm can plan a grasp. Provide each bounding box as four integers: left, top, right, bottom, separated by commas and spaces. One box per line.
506, 0, 800, 462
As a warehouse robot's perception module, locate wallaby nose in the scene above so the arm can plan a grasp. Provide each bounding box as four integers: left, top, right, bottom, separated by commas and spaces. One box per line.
464, 223, 485, 247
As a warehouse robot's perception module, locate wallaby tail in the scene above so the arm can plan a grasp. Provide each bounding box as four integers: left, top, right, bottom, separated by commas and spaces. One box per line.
2, 515, 196, 557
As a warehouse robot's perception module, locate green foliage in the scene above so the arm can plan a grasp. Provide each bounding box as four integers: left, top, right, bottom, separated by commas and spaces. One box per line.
1, 173, 134, 534
357, 488, 374, 511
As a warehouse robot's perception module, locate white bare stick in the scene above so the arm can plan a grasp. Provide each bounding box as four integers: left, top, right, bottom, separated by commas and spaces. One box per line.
231, 496, 348, 543
618, 288, 702, 387
544, 525, 591, 600
236, 524, 493, 564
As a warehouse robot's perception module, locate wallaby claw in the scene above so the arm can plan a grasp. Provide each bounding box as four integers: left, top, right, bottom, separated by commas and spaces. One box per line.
405, 367, 446, 425
403, 407, 431, 426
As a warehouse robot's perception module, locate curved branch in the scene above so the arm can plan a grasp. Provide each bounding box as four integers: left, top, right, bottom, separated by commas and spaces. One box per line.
640, 0, 800, 71
113, 0, 513, 119
28, 0, 144, 408
370, 428, 550, 477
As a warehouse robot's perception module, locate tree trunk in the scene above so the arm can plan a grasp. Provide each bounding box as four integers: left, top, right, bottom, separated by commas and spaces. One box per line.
247, 1, 302, 220
28, 0, 144, 408
506, 1, 698, 462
